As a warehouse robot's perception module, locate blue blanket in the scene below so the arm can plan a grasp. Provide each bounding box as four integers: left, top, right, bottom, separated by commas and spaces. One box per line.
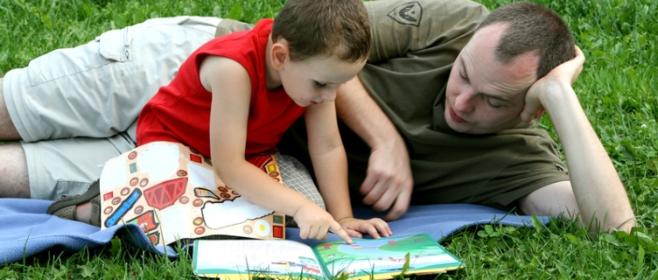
0, 198, 549, 265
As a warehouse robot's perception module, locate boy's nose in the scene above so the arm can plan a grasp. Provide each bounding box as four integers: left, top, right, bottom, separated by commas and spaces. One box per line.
322, 88, 337, 102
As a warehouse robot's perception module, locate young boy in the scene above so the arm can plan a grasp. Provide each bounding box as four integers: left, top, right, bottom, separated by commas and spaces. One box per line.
49, 0, 391, 243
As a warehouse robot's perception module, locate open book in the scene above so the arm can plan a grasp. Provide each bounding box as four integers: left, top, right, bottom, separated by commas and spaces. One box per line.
98, 142, 286, 246
192, 233, 463, 279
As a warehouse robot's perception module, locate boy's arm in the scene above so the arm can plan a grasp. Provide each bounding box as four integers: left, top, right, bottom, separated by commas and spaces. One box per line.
200, 56, 350, 241
304, 101, 352, 221
305, 101, 391, 237
521, 47, 635, 232
335, 78, 412, 221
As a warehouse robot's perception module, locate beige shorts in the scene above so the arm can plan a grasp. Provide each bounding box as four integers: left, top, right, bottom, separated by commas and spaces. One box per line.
3, 16, 221, 199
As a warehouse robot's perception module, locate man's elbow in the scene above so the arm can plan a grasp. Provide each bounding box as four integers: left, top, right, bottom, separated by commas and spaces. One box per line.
605, 213, 636, 233
585, 211, 636, 234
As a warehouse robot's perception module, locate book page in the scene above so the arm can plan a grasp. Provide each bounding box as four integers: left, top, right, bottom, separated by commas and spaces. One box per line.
193, 239, 325, 279
99, 142, 286, 246
314, 233, 463, 279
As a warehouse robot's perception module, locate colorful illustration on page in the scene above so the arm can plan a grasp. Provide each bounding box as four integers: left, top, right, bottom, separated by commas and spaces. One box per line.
98, 141, 286, 246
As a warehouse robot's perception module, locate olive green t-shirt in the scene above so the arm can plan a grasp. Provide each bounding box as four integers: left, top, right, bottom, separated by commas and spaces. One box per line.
217, 0, 570, 209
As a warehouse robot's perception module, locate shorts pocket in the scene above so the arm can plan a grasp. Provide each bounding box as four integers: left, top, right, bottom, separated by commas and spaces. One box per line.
97, 28, 131, 62
25, 27, 131, 86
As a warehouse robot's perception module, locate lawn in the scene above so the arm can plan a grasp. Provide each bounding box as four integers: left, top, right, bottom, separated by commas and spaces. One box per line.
1, 0, 657, 279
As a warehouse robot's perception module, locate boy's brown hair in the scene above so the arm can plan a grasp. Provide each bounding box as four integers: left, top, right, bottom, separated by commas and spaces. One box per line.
479, 2, 575, 78
272, 0, 371, 62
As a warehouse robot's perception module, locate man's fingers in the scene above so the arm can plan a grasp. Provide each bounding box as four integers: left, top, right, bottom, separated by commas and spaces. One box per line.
361, 179, 386, 206
520, 96, 542, 123
359, 173, 378, 194
570, 46, 585, 83
385, 188, 411, 221
574, 45, 585, 61
372, 183, 399, 211
329, 222, 352, 244
534, 108, 545, 119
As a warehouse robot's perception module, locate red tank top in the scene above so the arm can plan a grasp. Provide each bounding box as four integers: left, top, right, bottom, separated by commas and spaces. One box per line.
136, 19, 305, 163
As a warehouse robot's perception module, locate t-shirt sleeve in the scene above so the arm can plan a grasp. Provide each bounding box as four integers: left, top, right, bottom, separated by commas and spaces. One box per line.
407, 128, 571, 209
481, 130, 570, 208
364, 0, 488, 63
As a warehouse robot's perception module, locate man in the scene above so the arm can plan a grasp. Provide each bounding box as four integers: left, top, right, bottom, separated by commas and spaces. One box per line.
307, 0, 634, 232
0, 0, 634, 232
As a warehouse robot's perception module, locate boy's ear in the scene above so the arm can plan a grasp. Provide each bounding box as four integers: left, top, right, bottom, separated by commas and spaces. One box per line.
270, 39, 289, 70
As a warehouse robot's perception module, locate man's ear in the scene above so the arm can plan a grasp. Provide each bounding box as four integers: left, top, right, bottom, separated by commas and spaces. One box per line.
270, 39, 289, 70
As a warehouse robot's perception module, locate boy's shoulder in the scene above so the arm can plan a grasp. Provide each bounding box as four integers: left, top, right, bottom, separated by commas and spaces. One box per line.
196, 18, 274, 92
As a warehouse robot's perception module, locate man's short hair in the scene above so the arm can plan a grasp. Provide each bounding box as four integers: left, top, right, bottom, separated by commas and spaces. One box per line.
272, 0, 371, 62
479, 2, 575, 78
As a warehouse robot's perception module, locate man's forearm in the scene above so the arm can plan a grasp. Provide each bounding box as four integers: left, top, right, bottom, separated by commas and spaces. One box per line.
335, 77, 414, 220
542, 81, 635, 231
335, 77, 404, 149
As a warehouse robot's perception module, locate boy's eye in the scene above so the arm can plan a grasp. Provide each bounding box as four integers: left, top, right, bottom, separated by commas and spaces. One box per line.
313, 81, 327, 88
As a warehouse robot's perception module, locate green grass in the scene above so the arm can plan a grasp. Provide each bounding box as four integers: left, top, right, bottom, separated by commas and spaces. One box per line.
1, 0, 657, 278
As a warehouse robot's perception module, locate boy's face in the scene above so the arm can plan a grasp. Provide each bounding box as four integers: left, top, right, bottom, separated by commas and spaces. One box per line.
278, 54, 366, 107
444, 24, 539, 134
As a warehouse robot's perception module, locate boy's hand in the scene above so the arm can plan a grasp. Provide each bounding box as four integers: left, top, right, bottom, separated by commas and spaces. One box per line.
338, 217, 392, 239
293, 203, 352, 243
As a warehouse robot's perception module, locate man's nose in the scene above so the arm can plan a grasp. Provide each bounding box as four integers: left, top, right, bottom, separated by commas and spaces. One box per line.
453, 90, 475, 113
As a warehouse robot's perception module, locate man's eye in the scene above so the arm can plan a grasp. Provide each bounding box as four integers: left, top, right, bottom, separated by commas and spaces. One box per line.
313, 81, 327, 88
486, 97, 504, 108
459, 71, 469, 82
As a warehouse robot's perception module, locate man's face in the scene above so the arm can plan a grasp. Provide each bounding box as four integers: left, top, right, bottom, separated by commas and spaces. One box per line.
444, 23, 539, 134
279, 54, 366, 107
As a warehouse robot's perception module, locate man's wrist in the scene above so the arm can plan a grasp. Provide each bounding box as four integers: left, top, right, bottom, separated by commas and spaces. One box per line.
538, 79, 577, 113
371, 132, 404, 151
